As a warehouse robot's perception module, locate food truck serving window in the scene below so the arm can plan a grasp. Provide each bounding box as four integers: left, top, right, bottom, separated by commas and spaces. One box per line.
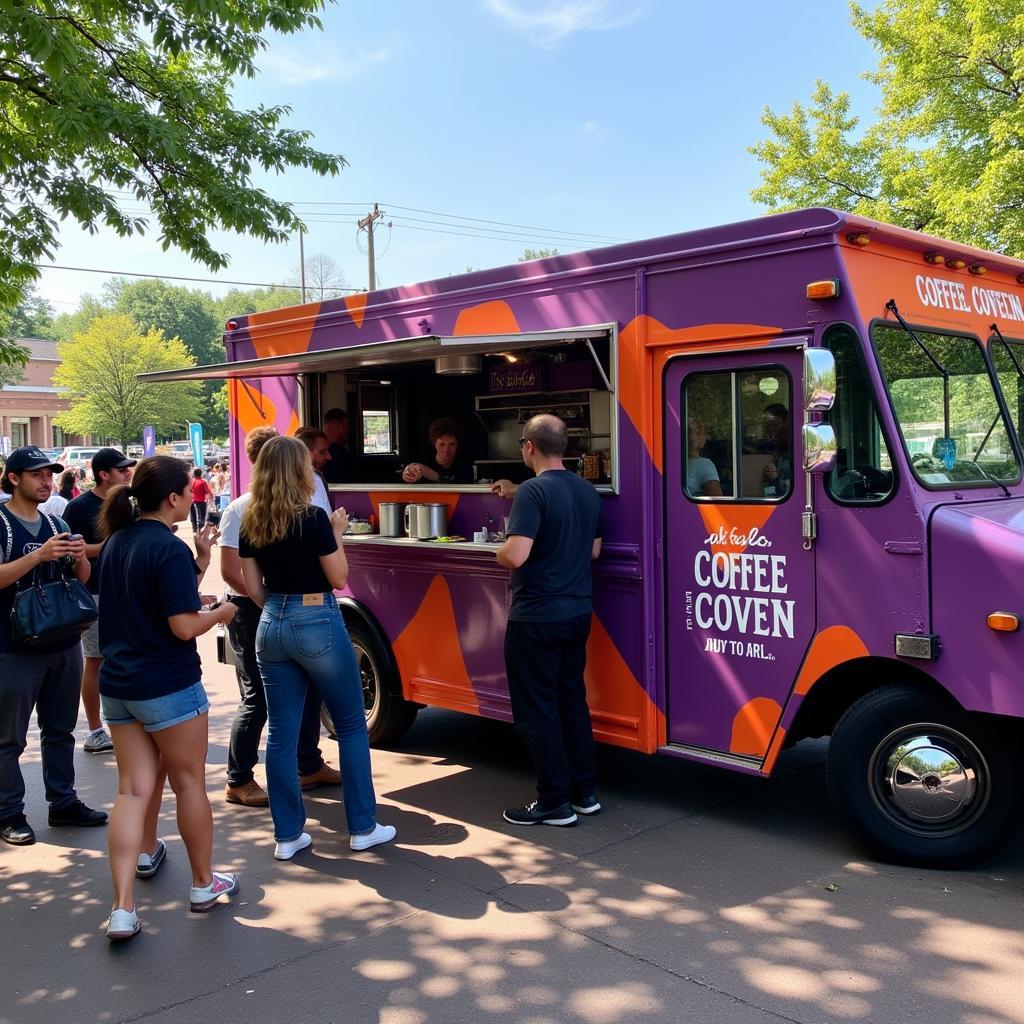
874, 323, 1021, 487
683, 368, 792, 502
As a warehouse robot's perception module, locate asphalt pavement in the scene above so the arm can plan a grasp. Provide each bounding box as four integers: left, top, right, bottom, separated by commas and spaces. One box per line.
2, 535, 1023, 1024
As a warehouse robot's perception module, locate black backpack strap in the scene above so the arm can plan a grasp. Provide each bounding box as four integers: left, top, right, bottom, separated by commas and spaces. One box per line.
0, 506, 12, 564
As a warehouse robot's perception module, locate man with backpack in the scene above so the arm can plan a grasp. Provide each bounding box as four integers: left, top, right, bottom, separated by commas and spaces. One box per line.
0, 446, 108, 845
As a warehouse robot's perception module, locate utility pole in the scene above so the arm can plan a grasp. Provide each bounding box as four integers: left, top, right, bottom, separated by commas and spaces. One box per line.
299, 227, 307, 302
357, 203, 385, 290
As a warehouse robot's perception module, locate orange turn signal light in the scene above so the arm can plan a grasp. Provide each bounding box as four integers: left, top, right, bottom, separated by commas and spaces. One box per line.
946, 258, 967, 270
806, 280, 840, 300
847, 232, 871, 247
969, 263, 987, 276
924, 252, 945, 265
987, 611, 1020, 632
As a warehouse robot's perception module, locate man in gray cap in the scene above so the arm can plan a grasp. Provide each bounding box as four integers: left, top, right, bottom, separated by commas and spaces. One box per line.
0, 446, 108, 845
64, 447, 136, 753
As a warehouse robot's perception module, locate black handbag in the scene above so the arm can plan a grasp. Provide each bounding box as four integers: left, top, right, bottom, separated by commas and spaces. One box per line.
2, 510, 98, 651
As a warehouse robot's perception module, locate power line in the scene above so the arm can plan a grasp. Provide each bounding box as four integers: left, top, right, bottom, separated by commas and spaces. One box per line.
33, 263, 363, 293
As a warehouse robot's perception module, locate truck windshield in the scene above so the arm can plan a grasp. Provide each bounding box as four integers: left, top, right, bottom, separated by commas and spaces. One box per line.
874, 323, 1020, 487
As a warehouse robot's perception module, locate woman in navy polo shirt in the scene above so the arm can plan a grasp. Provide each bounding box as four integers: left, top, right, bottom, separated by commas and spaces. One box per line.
97, 456, 240, 941
239, 436, 395, 860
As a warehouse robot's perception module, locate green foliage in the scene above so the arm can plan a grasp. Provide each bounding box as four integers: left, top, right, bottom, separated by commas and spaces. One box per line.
3, 286, 56, 339
750, 2, 1024, 253
0, 286, 53, 385
519, 248, 560, 261
0, 0, 346, 366
109, 278, 220, 364
54, 312, 202, 445
212, 285, 302, 323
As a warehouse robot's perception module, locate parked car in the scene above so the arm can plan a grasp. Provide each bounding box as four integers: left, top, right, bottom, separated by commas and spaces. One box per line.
126, 445, 144, 459
58, 446, 102, 470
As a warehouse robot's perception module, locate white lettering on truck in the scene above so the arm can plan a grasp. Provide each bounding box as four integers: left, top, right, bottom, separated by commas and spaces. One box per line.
915, 274, 1024, 321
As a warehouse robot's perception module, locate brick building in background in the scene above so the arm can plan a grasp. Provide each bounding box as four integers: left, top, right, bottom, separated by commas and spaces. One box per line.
0, 337, 90, 450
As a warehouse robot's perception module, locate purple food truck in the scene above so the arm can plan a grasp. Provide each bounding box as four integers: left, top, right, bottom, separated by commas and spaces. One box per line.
145, 207, 1024, 865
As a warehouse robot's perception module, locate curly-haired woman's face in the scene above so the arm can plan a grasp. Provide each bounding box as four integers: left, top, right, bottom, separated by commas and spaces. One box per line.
434, 434, 458, 468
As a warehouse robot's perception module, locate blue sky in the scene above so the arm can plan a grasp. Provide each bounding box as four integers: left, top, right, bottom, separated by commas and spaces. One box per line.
35, 0, 881, 315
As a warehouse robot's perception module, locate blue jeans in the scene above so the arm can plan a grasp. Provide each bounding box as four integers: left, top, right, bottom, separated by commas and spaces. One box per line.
255, 594, 377, 841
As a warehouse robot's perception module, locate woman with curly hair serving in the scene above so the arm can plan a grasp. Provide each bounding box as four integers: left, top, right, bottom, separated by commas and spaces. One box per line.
238, 436, 395, 860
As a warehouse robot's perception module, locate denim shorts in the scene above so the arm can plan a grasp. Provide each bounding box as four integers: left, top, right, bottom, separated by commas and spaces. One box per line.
81, 595, 101, 658
101, 682, 209, 733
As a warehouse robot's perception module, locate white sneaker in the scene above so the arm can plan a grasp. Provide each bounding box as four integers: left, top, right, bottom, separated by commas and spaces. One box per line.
274, 832, 312, 861
84, 728, 114, 754
106, 907, 140, 941
189, 871, 239, 912
350, 823, 396, 852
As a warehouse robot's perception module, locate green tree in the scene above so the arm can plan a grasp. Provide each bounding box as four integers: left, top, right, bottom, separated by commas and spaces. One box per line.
54, 312, 202, 447
749, 2, 1024, 253
519, 248, 560, 261
110, 278, 221, 365
0, 0, 346, 364
51, 294, 110, 342
0, 287, 53, 386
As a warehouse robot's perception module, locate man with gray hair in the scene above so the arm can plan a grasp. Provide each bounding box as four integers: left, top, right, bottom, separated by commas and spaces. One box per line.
496, 414, 603, 827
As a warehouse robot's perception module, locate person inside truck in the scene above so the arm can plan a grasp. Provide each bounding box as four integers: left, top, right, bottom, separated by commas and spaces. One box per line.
402, 417, 473, 484
759, 403, 791, 497
686, 417, 723, 497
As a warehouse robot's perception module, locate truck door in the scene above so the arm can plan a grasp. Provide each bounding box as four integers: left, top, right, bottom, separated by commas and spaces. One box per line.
663, 347, 816, 761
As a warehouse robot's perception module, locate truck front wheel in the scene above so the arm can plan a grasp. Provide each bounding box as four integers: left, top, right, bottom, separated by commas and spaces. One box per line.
826, 685, 1021, 866
319, 621, 418, 745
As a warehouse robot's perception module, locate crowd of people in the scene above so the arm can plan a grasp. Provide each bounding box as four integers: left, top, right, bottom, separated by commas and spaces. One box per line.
0, 410, 604, 947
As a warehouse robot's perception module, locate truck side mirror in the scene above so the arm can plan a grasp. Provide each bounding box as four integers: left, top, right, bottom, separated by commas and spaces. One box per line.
804, 349, 836, 412
803, 424, 837, 474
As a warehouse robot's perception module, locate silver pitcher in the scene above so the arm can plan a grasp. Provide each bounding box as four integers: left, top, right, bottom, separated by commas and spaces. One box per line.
379, 502, 405, 537
416, 503, 448, 539
404, 503, 424, 538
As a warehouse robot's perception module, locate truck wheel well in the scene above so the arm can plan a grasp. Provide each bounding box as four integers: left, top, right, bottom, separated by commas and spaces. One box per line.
336, 597, 404, 698
787, 656, 959, 744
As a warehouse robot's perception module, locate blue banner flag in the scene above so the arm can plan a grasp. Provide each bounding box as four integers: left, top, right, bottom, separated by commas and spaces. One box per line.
142, 426, 156, 457
188, 422, 204, 467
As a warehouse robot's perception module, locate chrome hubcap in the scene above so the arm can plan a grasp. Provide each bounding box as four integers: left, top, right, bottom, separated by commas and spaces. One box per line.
868, 724, 989, 836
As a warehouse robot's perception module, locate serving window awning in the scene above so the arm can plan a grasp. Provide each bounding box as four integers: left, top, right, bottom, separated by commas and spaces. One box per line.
137, 325, 614, 385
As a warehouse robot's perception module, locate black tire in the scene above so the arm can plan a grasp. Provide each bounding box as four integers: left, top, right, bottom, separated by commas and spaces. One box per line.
826, 684, 1022, 866
319, 620, 418, 745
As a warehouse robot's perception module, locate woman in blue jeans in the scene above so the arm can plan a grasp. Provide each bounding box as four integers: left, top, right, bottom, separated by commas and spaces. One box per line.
238, 436, 395, 860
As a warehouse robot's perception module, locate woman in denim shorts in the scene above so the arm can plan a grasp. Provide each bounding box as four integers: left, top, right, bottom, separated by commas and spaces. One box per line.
96, 456, 241, 941
238, 436, 395, 861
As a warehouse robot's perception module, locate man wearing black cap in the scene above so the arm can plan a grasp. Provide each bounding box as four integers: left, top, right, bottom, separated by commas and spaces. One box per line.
64, 448, 136, 754
0, 446, 108, 845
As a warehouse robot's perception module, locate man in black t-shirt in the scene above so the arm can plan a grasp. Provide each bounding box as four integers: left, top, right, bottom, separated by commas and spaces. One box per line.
64, 447, 135, 754
322, 408, 355, 484
496, 415, 603, 828
0, 446, 107, 846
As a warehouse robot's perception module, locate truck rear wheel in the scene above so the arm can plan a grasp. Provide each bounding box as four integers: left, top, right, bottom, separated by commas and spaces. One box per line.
319, 621, 418, 745
826, 684, 1021, 866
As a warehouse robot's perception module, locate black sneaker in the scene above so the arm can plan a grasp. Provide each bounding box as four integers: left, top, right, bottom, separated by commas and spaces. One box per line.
572, 794, 602, 816
503, 801, 577, 827
48, 800, 108, 828
0, 814, 36, 846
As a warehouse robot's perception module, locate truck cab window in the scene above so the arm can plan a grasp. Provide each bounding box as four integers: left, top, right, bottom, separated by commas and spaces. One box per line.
823, 325, 895, 504
684, 367, 791, 501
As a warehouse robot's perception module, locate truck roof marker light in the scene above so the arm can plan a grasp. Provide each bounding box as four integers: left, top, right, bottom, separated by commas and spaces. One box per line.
969, 263, 987, 276
806, 280, 840, 300
924, 252, 945, 265
1017, 273, 1024, 285
847, 232, 871, 247
225, 320, 239, 331
946, 258, 967, 270
987, 612, 1020, 632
